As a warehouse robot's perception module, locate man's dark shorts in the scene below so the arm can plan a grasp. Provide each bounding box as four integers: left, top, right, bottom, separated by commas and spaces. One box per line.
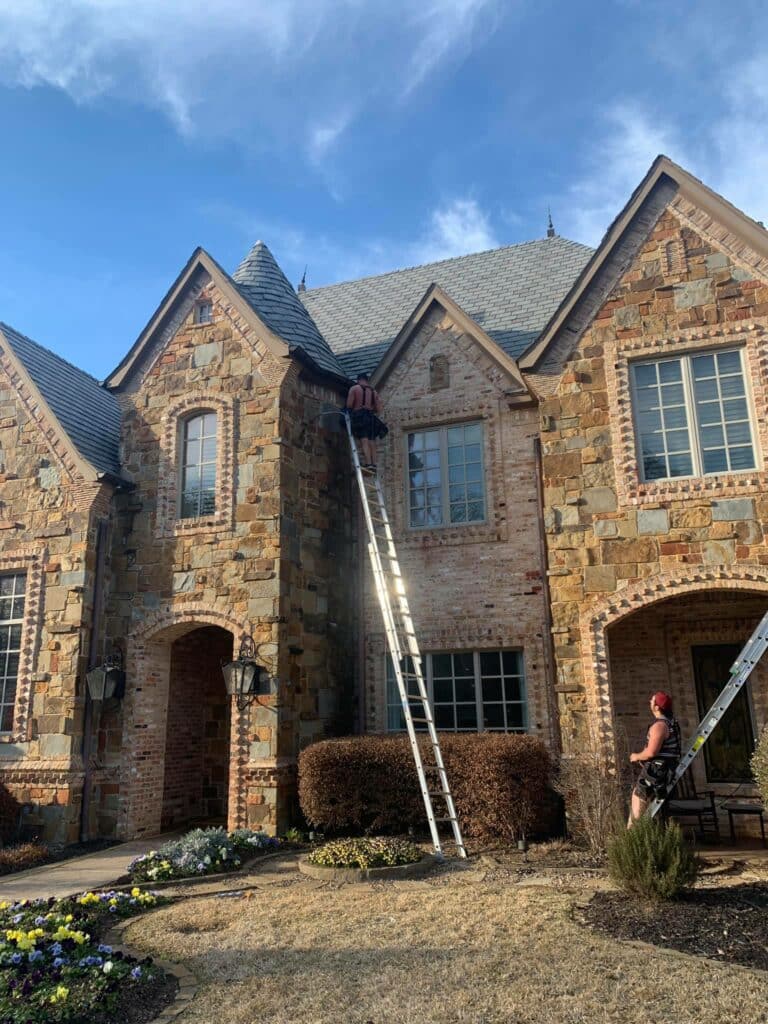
350, 409, 387, 440
634, 759, 675, 799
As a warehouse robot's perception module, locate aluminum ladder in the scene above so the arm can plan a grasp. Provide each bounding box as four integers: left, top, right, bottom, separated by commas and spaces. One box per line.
345, 414, 467, 859
648, 608, 768, 819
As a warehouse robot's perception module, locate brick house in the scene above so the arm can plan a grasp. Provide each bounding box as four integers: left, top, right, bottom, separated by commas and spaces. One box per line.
523, 156, 768, 803
1, 154, 767, 845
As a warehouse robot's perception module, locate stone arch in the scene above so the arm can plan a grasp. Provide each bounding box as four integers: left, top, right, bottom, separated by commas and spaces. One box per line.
118, 604, 257, 839
580, 564, 768, 761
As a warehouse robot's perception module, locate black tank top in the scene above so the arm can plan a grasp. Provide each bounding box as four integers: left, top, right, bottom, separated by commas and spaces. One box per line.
646, 715, 681, 761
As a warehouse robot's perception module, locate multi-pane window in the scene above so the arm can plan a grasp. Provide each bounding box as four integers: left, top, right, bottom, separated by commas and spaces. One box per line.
407, 422, 485, 527
195, 301, 213, 325
0, 574, 25, 733
631, 349, 757, 481
180, 412, 217, 519
386, 649, 527, 733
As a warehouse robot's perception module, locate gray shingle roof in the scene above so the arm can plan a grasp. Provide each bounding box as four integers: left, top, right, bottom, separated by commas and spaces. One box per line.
0, 322, 122, 477
299, 237, 594, 377
232, 242, 348, 380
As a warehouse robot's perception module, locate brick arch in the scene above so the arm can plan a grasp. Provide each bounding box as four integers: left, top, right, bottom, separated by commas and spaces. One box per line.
118, 604, 254, 839
581, 564, 768, 760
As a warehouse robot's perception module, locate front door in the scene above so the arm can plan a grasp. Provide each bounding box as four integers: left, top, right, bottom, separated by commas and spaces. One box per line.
692, 644, 756, 783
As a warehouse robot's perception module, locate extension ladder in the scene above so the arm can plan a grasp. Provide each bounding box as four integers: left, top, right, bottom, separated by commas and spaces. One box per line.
344, 414, 467, 859
648, 608, 768, 818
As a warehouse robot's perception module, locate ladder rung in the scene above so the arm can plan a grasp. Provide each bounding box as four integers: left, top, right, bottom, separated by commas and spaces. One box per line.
435, 816, 457, 823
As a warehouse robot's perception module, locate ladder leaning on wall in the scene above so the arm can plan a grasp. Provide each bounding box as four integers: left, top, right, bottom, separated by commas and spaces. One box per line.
647, 608, 768, 819
344, 413, 467, 859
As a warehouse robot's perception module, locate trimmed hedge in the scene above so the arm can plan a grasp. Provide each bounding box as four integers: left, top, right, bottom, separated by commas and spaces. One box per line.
298, 733, 552, 844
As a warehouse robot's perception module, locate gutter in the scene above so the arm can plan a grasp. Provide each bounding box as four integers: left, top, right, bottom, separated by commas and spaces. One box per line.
79, 517, 110, 843
533, 437, 562, 755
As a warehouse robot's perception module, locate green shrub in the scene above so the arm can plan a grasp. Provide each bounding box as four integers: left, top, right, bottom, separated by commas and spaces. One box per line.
751, 726, 768, 806
607, 816, 698, 900
298, 733, 552, 845
0, 841, 49, 875
308, 836, 422, 870
129, 826, 280, 881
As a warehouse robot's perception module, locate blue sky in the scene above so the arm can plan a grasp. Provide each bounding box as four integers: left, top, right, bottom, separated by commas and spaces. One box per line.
0, 0, 766, 378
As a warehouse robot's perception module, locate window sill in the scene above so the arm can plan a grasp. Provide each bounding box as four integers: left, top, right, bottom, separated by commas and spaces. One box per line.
400, 520, 505, 547
627, 469, 767, 506
164, 515, 232, 538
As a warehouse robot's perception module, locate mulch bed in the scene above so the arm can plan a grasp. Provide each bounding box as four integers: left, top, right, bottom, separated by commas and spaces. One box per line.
98, 972, 178, 1024
580, 883, 768, 971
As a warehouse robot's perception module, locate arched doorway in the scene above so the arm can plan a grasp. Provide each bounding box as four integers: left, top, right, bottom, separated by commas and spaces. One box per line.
602, 588, 768, 796
161, 625, 232, 829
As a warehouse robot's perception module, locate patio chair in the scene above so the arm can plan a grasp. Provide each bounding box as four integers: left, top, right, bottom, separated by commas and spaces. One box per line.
664, 771, 720, 841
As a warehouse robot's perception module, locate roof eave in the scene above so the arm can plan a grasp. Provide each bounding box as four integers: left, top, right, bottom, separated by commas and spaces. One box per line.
519, 154, 768, 371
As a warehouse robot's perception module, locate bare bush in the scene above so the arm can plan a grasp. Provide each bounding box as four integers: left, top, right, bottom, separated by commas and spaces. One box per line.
553, 727, 624, 862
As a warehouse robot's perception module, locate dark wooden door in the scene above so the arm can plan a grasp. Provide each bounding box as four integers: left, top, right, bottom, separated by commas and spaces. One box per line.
692, 644, 756, 783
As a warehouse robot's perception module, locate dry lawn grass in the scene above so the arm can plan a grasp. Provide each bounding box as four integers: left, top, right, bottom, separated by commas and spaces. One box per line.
125, 860, 768, 1024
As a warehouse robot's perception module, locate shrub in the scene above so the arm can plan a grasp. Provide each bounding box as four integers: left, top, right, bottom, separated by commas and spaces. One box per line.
308, 836, 422, 870
0, 887, 164, 1024
129, 826, 279, 882
751, 726, 768, 806
298, 733, 552, 845
0, 841, 49, 875
553, 751, 624, 862
607, 816, 698, 900
0, 784, 21, 844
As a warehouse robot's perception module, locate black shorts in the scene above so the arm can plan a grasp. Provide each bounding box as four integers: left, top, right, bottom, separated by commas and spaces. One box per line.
634, 760, 676, 799
350, 409, 387, 440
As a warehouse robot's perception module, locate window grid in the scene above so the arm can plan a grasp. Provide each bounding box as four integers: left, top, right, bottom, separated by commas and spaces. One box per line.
407, 422, 485, 528
180, 412, 217, 519
631, 348, 757, 482
386, 650, 527, 734
0, 573, 25, 734
196, 301, 213, 325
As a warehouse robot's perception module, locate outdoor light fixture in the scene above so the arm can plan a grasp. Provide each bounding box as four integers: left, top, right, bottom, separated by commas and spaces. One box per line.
85, 650, 125, 702
221, 635, 275, 711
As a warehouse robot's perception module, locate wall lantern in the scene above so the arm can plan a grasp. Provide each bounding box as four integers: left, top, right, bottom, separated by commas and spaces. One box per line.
221, 635, 275, 711
86, 650, 125, 702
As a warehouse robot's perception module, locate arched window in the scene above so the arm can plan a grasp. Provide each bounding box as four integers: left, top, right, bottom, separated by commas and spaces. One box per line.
430, 354, 450, 391
180, 411, 217, 518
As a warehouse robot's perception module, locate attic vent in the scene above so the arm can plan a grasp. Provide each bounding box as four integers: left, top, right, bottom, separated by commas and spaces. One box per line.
430, 354, 450, 391
663, 239, 686, 277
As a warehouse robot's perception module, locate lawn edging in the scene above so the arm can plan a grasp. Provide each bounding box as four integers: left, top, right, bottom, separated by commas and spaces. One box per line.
298, 853, 436, 882
106, 917, 197, 1024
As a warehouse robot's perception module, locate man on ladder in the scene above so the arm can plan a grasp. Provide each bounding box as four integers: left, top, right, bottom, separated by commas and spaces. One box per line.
346, 371, 387, 472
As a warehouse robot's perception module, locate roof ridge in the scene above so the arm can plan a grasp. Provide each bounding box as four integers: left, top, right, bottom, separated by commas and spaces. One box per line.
0, 320, 105, 386
303, 236, 593, 295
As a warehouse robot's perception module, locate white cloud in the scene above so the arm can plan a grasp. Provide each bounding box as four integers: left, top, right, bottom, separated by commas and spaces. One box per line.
0, 0, 499, 156
413, 198, 499, 263
559, 48, 768, 246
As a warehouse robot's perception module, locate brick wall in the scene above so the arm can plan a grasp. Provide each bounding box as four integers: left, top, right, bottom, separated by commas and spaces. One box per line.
366, 302, 555, 747
0, 342, 116, 843
539, 190, 768, 776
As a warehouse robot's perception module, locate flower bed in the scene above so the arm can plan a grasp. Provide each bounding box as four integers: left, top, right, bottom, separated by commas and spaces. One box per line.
307, 836, 422, 870
0, 887, 172, 1024
128, 826, 281, 883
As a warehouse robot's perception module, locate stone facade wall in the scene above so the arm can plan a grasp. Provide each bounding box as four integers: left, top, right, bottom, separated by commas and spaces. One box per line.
100, 273, 351, 838
539, 198, 768, 768
0, 343, 115, 843
366, 303, 556, 747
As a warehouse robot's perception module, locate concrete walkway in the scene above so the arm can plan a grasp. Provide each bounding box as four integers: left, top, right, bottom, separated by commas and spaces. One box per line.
0, 834, 177, 902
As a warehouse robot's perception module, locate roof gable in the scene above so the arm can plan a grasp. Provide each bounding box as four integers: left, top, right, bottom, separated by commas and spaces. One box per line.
232, 242, 347, 380
0, 322, 121, 479
519, 155, 768, 373
299, 236, 593, 377
372, 284, 532, 400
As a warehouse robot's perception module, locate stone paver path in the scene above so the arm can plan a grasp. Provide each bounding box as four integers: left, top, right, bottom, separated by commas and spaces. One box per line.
0, 834, 180, 902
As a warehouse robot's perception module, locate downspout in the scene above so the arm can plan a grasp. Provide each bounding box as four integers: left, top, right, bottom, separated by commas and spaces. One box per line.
79, 517, 109, 843
533, 437, 562, 755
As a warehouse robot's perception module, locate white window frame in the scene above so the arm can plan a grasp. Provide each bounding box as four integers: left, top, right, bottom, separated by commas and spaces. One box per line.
630, 346, 759, 483
195, 301, 213, 325
405, 421, 486, 529
0, 573, 25, 735
178, 411, 218, 520
386, 649, 527, 733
